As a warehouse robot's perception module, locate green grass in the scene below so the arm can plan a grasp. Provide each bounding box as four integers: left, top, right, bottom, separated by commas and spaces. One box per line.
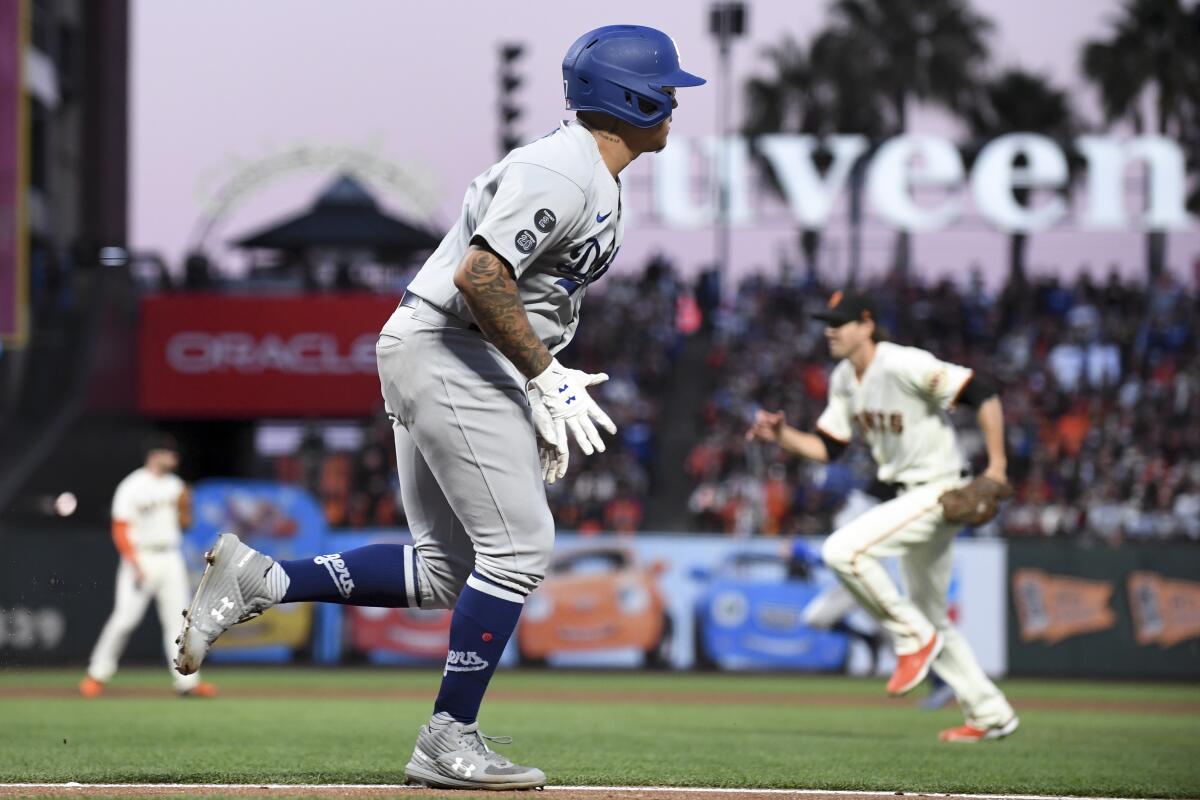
1, 668, 1198, 797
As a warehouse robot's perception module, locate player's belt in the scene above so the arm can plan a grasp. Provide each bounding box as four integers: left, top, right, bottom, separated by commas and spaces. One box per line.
884, 469, 969, 494
400, 292, 481, 332
137, 544, 177, 553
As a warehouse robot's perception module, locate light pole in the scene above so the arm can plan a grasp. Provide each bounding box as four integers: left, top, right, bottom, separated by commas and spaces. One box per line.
708, 3, 746, 287
497, 43, 526, 157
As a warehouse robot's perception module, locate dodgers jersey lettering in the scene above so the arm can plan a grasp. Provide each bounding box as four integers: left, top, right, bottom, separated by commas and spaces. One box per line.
388, 120, 623, 355
111, 467, 185, 549
816, 342, 974, 485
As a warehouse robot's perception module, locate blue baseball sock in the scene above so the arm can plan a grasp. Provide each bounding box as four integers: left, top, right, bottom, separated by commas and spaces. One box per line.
433, 572, 524, 724
277, 544, 421, 607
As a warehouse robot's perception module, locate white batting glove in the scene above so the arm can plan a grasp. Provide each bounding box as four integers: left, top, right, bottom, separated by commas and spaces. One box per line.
527, 358, 618, 463
531, 402, 568, 483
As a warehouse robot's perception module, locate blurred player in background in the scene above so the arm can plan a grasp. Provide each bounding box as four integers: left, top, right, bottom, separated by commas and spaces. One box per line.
79, 434, 216, 698
747, 290, 1017, 742
785, 531, 883, 674
172, 24, 704, 790
788, 483, 955, 706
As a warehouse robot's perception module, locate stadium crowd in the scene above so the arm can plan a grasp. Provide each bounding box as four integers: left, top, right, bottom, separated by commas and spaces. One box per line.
541, 256, 688, 532
257, 259, 1200, 542
688, 268, 1200, 542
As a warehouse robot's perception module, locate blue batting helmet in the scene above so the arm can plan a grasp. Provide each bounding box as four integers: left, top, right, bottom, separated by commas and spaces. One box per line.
563, 25, 706, 129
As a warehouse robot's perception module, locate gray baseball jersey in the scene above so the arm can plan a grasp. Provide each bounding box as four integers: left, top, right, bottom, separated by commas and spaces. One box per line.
375, 120, 624, 603
387, 119, 624, 354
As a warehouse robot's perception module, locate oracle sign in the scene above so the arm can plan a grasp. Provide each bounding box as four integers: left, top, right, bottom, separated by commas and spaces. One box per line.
655, 133, 1193, 233
140, 294, 401, 417
165, 332, 377, 375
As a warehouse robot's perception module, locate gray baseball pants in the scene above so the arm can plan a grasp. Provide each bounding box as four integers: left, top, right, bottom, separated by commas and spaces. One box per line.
376, 300, 555, 607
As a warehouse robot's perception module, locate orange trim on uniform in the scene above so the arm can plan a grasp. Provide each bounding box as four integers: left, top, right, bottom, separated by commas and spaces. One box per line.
849, 500, 943, 639
948, 370, 975, 410
111, 520, 138, 564
816, 424, 850, 445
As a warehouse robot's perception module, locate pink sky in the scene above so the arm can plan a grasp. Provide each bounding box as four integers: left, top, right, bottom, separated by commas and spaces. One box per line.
131, 0, 1199, 290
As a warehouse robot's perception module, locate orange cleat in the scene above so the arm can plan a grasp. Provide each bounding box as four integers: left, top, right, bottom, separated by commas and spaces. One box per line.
179, 681, 218, 698
939, 716, 1020, 742
886, 631, 943, 696
79, 676, 105, 698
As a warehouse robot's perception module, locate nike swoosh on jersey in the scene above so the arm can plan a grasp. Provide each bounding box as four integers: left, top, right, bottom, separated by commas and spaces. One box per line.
596, 210, 612, 223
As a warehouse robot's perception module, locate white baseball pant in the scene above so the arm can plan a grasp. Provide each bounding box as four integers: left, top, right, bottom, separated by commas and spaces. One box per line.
86, 550, 200, 692
821, 475, 1013, 727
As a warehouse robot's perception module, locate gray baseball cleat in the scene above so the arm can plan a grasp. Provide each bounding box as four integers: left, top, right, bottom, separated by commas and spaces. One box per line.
404, 712, 547, 790
175, 533, 277, 676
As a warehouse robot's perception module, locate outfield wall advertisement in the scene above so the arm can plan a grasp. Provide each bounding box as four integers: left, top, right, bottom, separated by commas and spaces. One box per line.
138, 293, 401, 417
487, 534, 1008, 676
0, 479, 1008, 676
41, 484, 1200, 683
1007, 541, 1200, 678
33, 483, 1192, 681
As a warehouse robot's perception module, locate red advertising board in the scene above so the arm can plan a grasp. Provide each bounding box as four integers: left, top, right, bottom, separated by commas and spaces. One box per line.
139, 293, 403, 417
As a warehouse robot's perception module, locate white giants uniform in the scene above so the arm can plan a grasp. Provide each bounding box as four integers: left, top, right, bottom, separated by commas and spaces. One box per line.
816, 342, 1014, 728
86, 468, 201, 692
376, 120, 622, 606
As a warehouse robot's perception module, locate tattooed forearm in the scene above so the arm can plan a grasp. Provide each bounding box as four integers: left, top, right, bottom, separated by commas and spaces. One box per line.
454, 246, 552, 378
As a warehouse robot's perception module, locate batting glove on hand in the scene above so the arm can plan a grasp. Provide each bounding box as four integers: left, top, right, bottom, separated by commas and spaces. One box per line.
532, 403, 568, 483
527, 358, 618, 464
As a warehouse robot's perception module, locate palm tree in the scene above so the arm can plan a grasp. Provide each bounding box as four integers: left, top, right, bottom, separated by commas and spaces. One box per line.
742, 33, 888, 285
964, 69, 1081, 289
1082, 0, 1200, 280
825, 0, 993, 283
743, 39, 815, 142
742, 38, 820, 281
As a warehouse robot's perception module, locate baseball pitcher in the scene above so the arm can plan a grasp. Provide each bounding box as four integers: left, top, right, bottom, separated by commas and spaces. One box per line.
747, 290, 1018, 743
80, 435, 216, 698
173, 25, 704, 789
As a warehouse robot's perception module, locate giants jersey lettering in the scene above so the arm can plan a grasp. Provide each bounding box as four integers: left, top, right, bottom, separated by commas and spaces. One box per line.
816, 342, 973, 485
111, 468, 185, 549
390, 120, 623, 355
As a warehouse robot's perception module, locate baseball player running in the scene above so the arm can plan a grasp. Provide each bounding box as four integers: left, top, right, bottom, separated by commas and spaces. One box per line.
80, 435, 216, 698
173, 25, 703, 789
746, 290, 1018, 742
